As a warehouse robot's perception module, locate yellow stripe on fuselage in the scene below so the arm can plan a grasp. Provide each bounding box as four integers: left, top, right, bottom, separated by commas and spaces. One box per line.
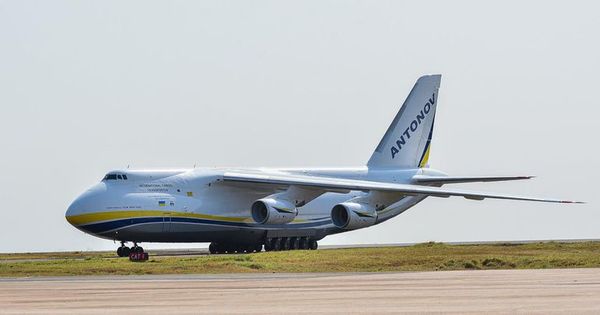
66, 210, 312, 226
66, 210, 250, 226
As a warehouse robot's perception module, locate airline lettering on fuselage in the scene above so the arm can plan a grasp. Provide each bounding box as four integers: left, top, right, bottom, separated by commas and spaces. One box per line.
390, 93, 436, 159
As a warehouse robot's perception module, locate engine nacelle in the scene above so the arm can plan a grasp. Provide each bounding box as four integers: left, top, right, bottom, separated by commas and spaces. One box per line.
251, 198, 298, 224
331, 202, 377, 230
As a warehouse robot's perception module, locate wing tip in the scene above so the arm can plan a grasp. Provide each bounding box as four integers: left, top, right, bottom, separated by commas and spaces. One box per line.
560, 200, 586, 204
513, 175, 535, 180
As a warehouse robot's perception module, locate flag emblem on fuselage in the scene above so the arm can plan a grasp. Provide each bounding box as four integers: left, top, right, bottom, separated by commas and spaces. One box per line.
158, 200, 166, 207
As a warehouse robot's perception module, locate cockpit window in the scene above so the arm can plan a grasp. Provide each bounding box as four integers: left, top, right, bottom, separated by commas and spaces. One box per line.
104, 174, 117, 180
102, 173, 128, 181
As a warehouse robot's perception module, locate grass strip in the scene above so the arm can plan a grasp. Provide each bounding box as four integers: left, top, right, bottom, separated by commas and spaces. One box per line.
2, 241, 600, 277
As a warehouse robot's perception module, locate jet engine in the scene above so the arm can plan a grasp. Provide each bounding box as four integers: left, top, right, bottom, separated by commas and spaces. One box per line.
251, 198, 298, 224
331, 202, 377, 230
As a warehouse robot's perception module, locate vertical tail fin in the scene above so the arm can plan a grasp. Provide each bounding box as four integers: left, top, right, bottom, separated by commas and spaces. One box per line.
367, 74, 441, 169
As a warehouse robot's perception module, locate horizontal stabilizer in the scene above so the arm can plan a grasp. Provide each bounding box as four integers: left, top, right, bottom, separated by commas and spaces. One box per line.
412, 175, 535, 185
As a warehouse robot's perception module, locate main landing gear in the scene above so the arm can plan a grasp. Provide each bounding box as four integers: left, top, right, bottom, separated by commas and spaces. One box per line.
208, 237, 318, 254
116, 242, 145, 257
263, 237, 317, 251
209, 242, 263, 254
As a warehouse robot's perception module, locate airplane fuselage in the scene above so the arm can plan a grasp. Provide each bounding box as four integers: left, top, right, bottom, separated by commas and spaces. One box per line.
65, 167, 443, 245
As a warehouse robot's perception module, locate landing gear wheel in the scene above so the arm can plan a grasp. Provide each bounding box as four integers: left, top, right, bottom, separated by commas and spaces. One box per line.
117, 241, 132, 257
135, 246, 144, 253
122, 246, 131, 257
255, 244, 263, 252
292, 237, 300, 250
309, 240, 318, 250
209, 243, 218, 254
282, 238, 291, 250
117, 245, 131, 257
273, 238, 282, 251
264, 239, 273, 252
299, 237, 308, 250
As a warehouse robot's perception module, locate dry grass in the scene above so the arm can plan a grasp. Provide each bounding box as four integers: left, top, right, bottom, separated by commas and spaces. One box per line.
2, 242, 600, 277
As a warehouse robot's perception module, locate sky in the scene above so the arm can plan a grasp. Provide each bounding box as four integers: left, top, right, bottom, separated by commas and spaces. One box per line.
0, 1, 597, 252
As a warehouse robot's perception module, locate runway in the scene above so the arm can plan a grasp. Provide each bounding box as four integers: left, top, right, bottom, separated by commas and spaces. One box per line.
2, 269, 600, 314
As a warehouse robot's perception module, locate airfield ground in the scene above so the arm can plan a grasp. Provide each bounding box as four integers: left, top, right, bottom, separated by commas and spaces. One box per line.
2, 241, 600, 277
2, 269, 600, 313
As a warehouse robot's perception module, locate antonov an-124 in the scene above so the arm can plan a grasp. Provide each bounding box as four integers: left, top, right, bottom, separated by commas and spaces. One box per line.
66, 75, 582, 256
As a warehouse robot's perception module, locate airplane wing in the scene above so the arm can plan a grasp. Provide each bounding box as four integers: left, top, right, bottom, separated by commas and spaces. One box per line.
222, 172, 583, 204
411, 175, 535, 185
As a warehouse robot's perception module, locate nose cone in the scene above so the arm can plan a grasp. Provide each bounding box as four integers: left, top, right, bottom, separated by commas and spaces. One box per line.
65, 203, 77, 225
65, 198, 83, 226
66, 183, 107, 227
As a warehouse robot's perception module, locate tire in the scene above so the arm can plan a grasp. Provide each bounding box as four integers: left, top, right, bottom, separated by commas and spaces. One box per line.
255, 244, 262, 252
292, 238, 300, 250
122, 247, 131, 256
209, 243, 217, 254
117, 247, 123, 257
282, 238, 291, 251
273, 238, 281, 251
136, 246, 144, 253
309, 240, 318, 250
299, 237, 308, 250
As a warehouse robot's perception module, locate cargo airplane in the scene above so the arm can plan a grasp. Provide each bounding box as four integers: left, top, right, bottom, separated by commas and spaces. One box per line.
66, 75, 582, 257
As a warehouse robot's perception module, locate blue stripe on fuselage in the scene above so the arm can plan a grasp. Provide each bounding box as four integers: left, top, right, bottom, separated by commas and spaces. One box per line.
80, 216, 332, 234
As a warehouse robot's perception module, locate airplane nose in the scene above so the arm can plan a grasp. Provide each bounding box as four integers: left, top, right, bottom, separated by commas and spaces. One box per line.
65, 199, 82, 226
65, 183, 107, 226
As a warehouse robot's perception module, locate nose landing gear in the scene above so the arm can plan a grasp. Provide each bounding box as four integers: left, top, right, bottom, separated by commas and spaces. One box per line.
116, 242, 130, 257
116, 242, 145, 257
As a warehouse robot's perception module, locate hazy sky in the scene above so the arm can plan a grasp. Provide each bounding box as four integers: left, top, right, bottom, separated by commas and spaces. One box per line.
0, 1, 597, 252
